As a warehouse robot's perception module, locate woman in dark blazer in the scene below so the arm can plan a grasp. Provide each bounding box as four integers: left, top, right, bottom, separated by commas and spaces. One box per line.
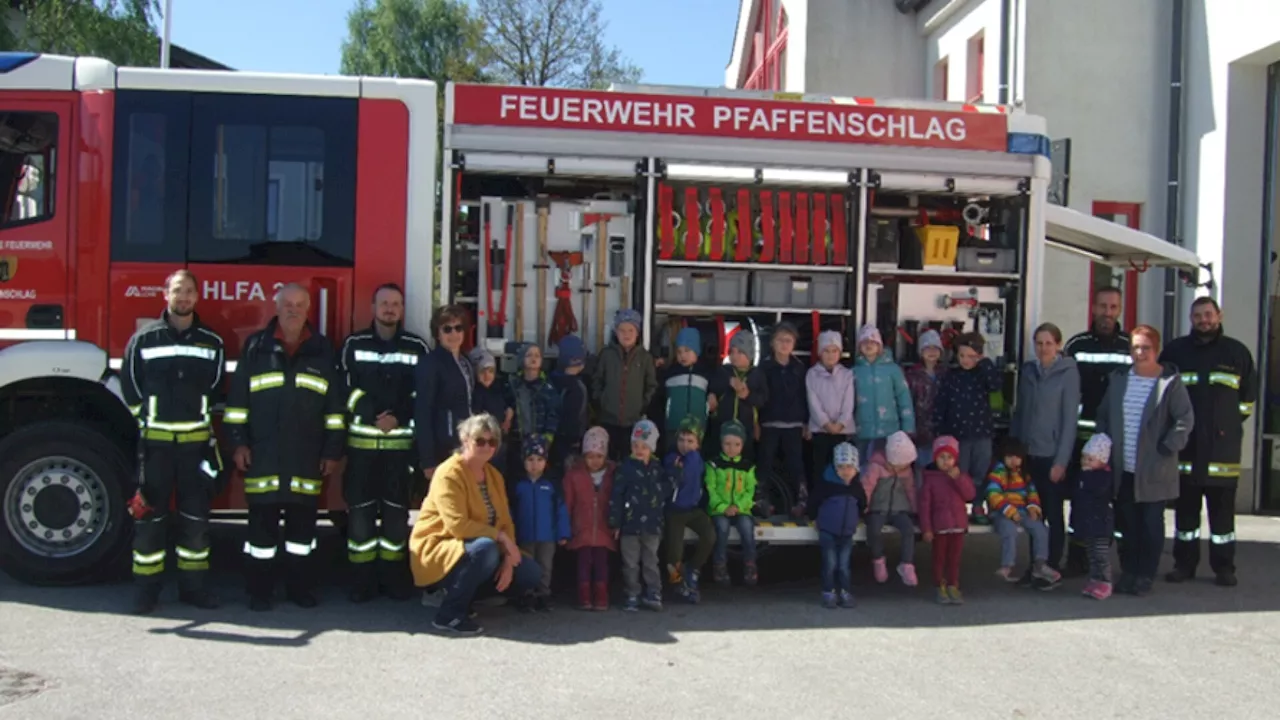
415, 305, 476, 477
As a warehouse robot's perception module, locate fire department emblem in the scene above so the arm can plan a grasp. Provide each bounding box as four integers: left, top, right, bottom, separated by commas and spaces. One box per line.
0, 256, 16, 283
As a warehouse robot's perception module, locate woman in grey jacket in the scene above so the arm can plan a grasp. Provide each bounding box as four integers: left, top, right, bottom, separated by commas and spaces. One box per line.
1096, 325, 1194, 597
1011, 323, 1081, 578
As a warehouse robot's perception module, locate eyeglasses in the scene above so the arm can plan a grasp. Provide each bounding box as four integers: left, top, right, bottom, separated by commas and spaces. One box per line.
441, 323, 465, 334
472, 436, 498, 448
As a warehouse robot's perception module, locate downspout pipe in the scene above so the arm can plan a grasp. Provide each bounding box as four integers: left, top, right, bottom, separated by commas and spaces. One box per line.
998, 0, 1011, 104
1163, 0, 1187, 341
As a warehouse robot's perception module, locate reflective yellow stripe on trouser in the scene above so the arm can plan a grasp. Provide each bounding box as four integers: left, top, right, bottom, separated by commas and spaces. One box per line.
379, 537, 406, 561
1177, 462, 1240, 478
132, 549, 166, 576
176, 545, 210, 571
1176, 528, 1202, 542
348, 538, 378, 564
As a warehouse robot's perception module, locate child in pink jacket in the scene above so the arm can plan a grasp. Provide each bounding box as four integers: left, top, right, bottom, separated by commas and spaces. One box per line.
918, 436, 975, 605
860, 431, 919, 586
563, 427, 617, 611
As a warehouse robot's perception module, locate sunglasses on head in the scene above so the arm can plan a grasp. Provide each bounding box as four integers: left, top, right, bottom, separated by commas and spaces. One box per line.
472, 436, 498, 448
441, 323, 465, 334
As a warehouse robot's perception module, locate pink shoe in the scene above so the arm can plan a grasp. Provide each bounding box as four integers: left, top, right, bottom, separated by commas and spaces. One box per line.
1080, 580, 1099, 597
873, 557, 888, 583
897, 563, 918, 587
1084, 581, 1112, 600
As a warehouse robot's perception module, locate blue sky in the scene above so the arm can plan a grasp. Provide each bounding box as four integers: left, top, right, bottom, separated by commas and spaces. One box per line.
168, 0, 740, 87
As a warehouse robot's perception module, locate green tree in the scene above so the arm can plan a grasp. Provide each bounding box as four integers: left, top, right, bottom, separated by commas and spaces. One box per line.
475, 0, 641, 88
339, 0, 486, 83
0, 0, 161, 67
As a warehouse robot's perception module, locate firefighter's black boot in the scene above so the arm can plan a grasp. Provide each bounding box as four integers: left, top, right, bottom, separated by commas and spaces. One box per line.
348, 563, 378, 604
1165, 566, 1196, 583
132, 583, 162, 615
179, 588, 220, 609
246, 559, 275, 612
1215, 570, 1238, 587
286, 555, 319, 609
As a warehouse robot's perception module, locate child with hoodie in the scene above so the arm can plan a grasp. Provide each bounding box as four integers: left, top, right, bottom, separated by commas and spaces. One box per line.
563, 427, 616, 611
861, 431, 920, 586
807, 329, 856, 491
853, 324, 916, 465
708, 331, 768, 458
551, 335, 589, 471
905, 329, 947, 483
661, 327, 712, 448
918, 436, 976, 604
505, 343, 562, 482
808, 442, 866, 609
511, 435, 570, 612
662, 417, 714, 604
758, 321, 810, 516
933, 331, 1004, 520
609, 420, 669, 612
469, 346, 512, 479
591, 309, 659, 461
1072, 434, 1116, 600
706, 420, 759, 586
986, 437, 1062, 587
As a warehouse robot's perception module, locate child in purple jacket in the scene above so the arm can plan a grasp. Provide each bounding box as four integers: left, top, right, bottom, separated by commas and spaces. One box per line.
807, 330, 856, 498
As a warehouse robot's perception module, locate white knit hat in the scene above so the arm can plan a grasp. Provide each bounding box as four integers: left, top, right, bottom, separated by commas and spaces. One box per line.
1082, 433, 1113, 463
817, 330, 843, 352
917, 329, 943, 352
886, 431, 917, 467
857, 324, 882, 347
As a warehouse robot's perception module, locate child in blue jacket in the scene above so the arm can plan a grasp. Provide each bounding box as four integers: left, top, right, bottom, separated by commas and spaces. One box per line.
662, 417, 714, 604
808, 442, 867, 609
512, 435, 570, 612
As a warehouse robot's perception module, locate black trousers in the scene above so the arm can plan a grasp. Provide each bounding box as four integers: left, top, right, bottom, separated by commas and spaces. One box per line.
1029, 455, 1078, 571
760, 426, 807, 511
132, 440, 217, 589
1172, 483, 1237, 575
343, 447, 413, 589
605, 424, 634, 462
244, 501, 319, 599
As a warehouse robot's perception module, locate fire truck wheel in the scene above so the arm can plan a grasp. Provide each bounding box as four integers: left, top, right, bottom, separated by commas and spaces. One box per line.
0, 422, 132, 586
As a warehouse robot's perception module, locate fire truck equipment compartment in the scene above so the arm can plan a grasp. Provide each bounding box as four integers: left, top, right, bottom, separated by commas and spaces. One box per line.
751, 271, 846, 310
957, 247, 1017, 274
656, 267, 750, 306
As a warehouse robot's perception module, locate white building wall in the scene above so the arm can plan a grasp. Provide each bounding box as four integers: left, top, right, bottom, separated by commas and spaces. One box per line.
923, 0, 1001, 104
803, 0, 925, 97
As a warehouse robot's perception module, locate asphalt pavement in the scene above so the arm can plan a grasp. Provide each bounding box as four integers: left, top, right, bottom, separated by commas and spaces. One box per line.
3, 512, 1279, 719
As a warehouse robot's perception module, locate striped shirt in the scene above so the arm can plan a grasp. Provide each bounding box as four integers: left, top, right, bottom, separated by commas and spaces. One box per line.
477, 479, 497, 526
1122, 371, 1159, 473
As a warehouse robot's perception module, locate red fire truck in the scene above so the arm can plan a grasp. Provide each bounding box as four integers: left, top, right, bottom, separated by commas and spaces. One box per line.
0, 52, 1200, 585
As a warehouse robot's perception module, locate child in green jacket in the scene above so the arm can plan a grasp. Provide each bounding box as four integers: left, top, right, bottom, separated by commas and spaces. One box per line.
705, 420, 758, 587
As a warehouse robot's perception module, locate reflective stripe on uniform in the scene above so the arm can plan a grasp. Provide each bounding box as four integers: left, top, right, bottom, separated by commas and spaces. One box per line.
1074, 352, 1133, 365
1209, 372, 1240, 389
347, 388, 366, 412
378, 537, 406, 561
295, 373, 329, 395
132, 549, 166, 576
348, 538, 378, 564
143, 428, 211, 443
347, 436, 414, 451
140, 344, 219, 361
1211, 532, 1237, 544
1175, 528, 1201, 542
1240, 402, 1255, 415
285, 539, 317, 556
325, 414, 346, 430
243, 542, 277, 559
1078, 419, 1097, 429
1180, 372, 1198, 385
223, 407, 249, 424
175, 545, 210, 571
353, 350, 420, 366
348, 423, 413, 438
290, 477, 322, 496
245, 476, 280, 494
200, 460, 218, 478
128, 403, 142, 417
250, 372, 286, 392
1177, 462, 1239, 478
146, 419, 210, 433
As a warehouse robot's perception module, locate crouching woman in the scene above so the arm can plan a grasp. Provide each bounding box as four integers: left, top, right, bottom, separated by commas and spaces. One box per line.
410, 413, 542, 635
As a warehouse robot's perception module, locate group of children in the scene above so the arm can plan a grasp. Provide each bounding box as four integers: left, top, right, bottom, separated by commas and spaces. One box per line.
479, 307, 1120, 610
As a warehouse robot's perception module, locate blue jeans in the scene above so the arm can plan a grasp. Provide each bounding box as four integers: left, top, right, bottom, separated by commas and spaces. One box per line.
993, 513, 1050, 567
1116, 472, 1166, 580
713, 514, 756, 565
435, 537, 541, 623
819, 531, 853, 592
958, 438, 992, 509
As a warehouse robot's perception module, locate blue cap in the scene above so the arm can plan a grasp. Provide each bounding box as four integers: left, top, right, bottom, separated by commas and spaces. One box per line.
614, 308, 643, 333
675, 327, 701, 355
557, 335, 586, 368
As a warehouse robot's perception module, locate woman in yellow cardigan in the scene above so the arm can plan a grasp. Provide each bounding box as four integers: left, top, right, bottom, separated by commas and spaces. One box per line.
411, 413, 542, 635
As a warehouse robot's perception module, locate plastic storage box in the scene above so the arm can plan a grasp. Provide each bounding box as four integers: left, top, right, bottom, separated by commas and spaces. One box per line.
751, 271, 847, 310
915, 224, 961, 268
957, 247, 1017, 273
657, 267, 750, 306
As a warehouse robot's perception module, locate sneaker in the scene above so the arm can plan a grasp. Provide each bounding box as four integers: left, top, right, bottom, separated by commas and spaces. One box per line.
935, 586, 952, 605
897, 563, 918, 587
623, 595, 640, 612
640, 591, 663, 611
1115, 573, 1137, 595
432, 616, 484, 635
1165, 567, 1195, 584
873, 557, 889, 584
743, 561, 759, 587
1084, 581, 1113, 600
1081, 580, 1100, 597
178, 589, 220, 610
946, 586, 965, 605
682, 570, 701, 605
712, 563, 731, 586
1015, 569, 1035, 588
1215, 570, 1238, 587
1132, 576, 1154, 597
838, 589, 856, 609
132, 584, 162, 615
822, 590, 838, 609
514, 595, 535, 614
995, 566, 1017, 583
1032, 564, 1062, 585
534, 595, 552, 613
421, 588, 446, 608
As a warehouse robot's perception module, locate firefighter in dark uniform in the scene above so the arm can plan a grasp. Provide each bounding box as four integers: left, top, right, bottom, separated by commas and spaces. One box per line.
224, 283, 347, 611
340, 283, 429, 603
1160, 296, 1256, 587
1062, 285, 1132, 573
122, 269, 226, 615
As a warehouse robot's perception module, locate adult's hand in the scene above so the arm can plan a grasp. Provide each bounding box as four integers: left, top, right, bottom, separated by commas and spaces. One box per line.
320, 459, 340, 478
422, 466, 436, 479
233, 447, 251, 472
1050, 464, 1066, 483
375, 412, 399, 433
496, 531, 521, 564
494, 558, 514, 593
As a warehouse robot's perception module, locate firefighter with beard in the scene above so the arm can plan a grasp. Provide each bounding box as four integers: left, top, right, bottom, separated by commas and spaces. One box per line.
122, 269, 226, 615
225, 283, 347, 611
1161, 297, 1256, 587
340, 283, 429, 602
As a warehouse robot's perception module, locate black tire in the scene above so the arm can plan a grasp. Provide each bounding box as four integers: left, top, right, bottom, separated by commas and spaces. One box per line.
0, 421, 133, 585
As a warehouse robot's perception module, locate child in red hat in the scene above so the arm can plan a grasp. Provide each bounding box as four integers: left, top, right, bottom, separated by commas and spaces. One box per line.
918, 435, 976, 604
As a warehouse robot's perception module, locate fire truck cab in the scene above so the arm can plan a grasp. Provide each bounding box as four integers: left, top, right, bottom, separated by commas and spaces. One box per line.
0, 52, 436, 585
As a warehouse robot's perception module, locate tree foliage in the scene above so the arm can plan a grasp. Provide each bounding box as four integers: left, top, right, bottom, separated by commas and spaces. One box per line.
339, 0, 486, 84
475, 0, 641, 88
0, 0, 161, 67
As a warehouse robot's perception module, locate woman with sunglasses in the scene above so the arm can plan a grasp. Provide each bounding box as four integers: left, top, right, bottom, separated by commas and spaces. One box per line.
415, 305, 477, 479
411, 413, 542, 635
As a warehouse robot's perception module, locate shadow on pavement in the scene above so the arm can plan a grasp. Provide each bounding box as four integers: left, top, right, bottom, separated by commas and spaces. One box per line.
3, 523, 1279, 647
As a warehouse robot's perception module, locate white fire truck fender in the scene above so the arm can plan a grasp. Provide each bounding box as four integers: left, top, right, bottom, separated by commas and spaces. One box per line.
0, 341, 123, 403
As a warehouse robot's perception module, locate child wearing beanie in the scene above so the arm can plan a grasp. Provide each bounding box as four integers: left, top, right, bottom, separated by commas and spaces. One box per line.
860, 430, 920, 586
852, 324, 916, 466
807, 329, 856, 500
905, 329, 948, 484
505, 343, 562, 488
708, 329, 768, 458
608, 419, 669, 611
563, 426, 617, 611
662, 417, 715, 603
511, 435, 570, 612
661, 327, 712, 447
1072, 433, 1116, 600
591, 309, 658, 460
469, 346, 513, 478
551, 334, 590, 471
918, 436, 976, 604
808, 441, 866, 608
705, 420, 759, 586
